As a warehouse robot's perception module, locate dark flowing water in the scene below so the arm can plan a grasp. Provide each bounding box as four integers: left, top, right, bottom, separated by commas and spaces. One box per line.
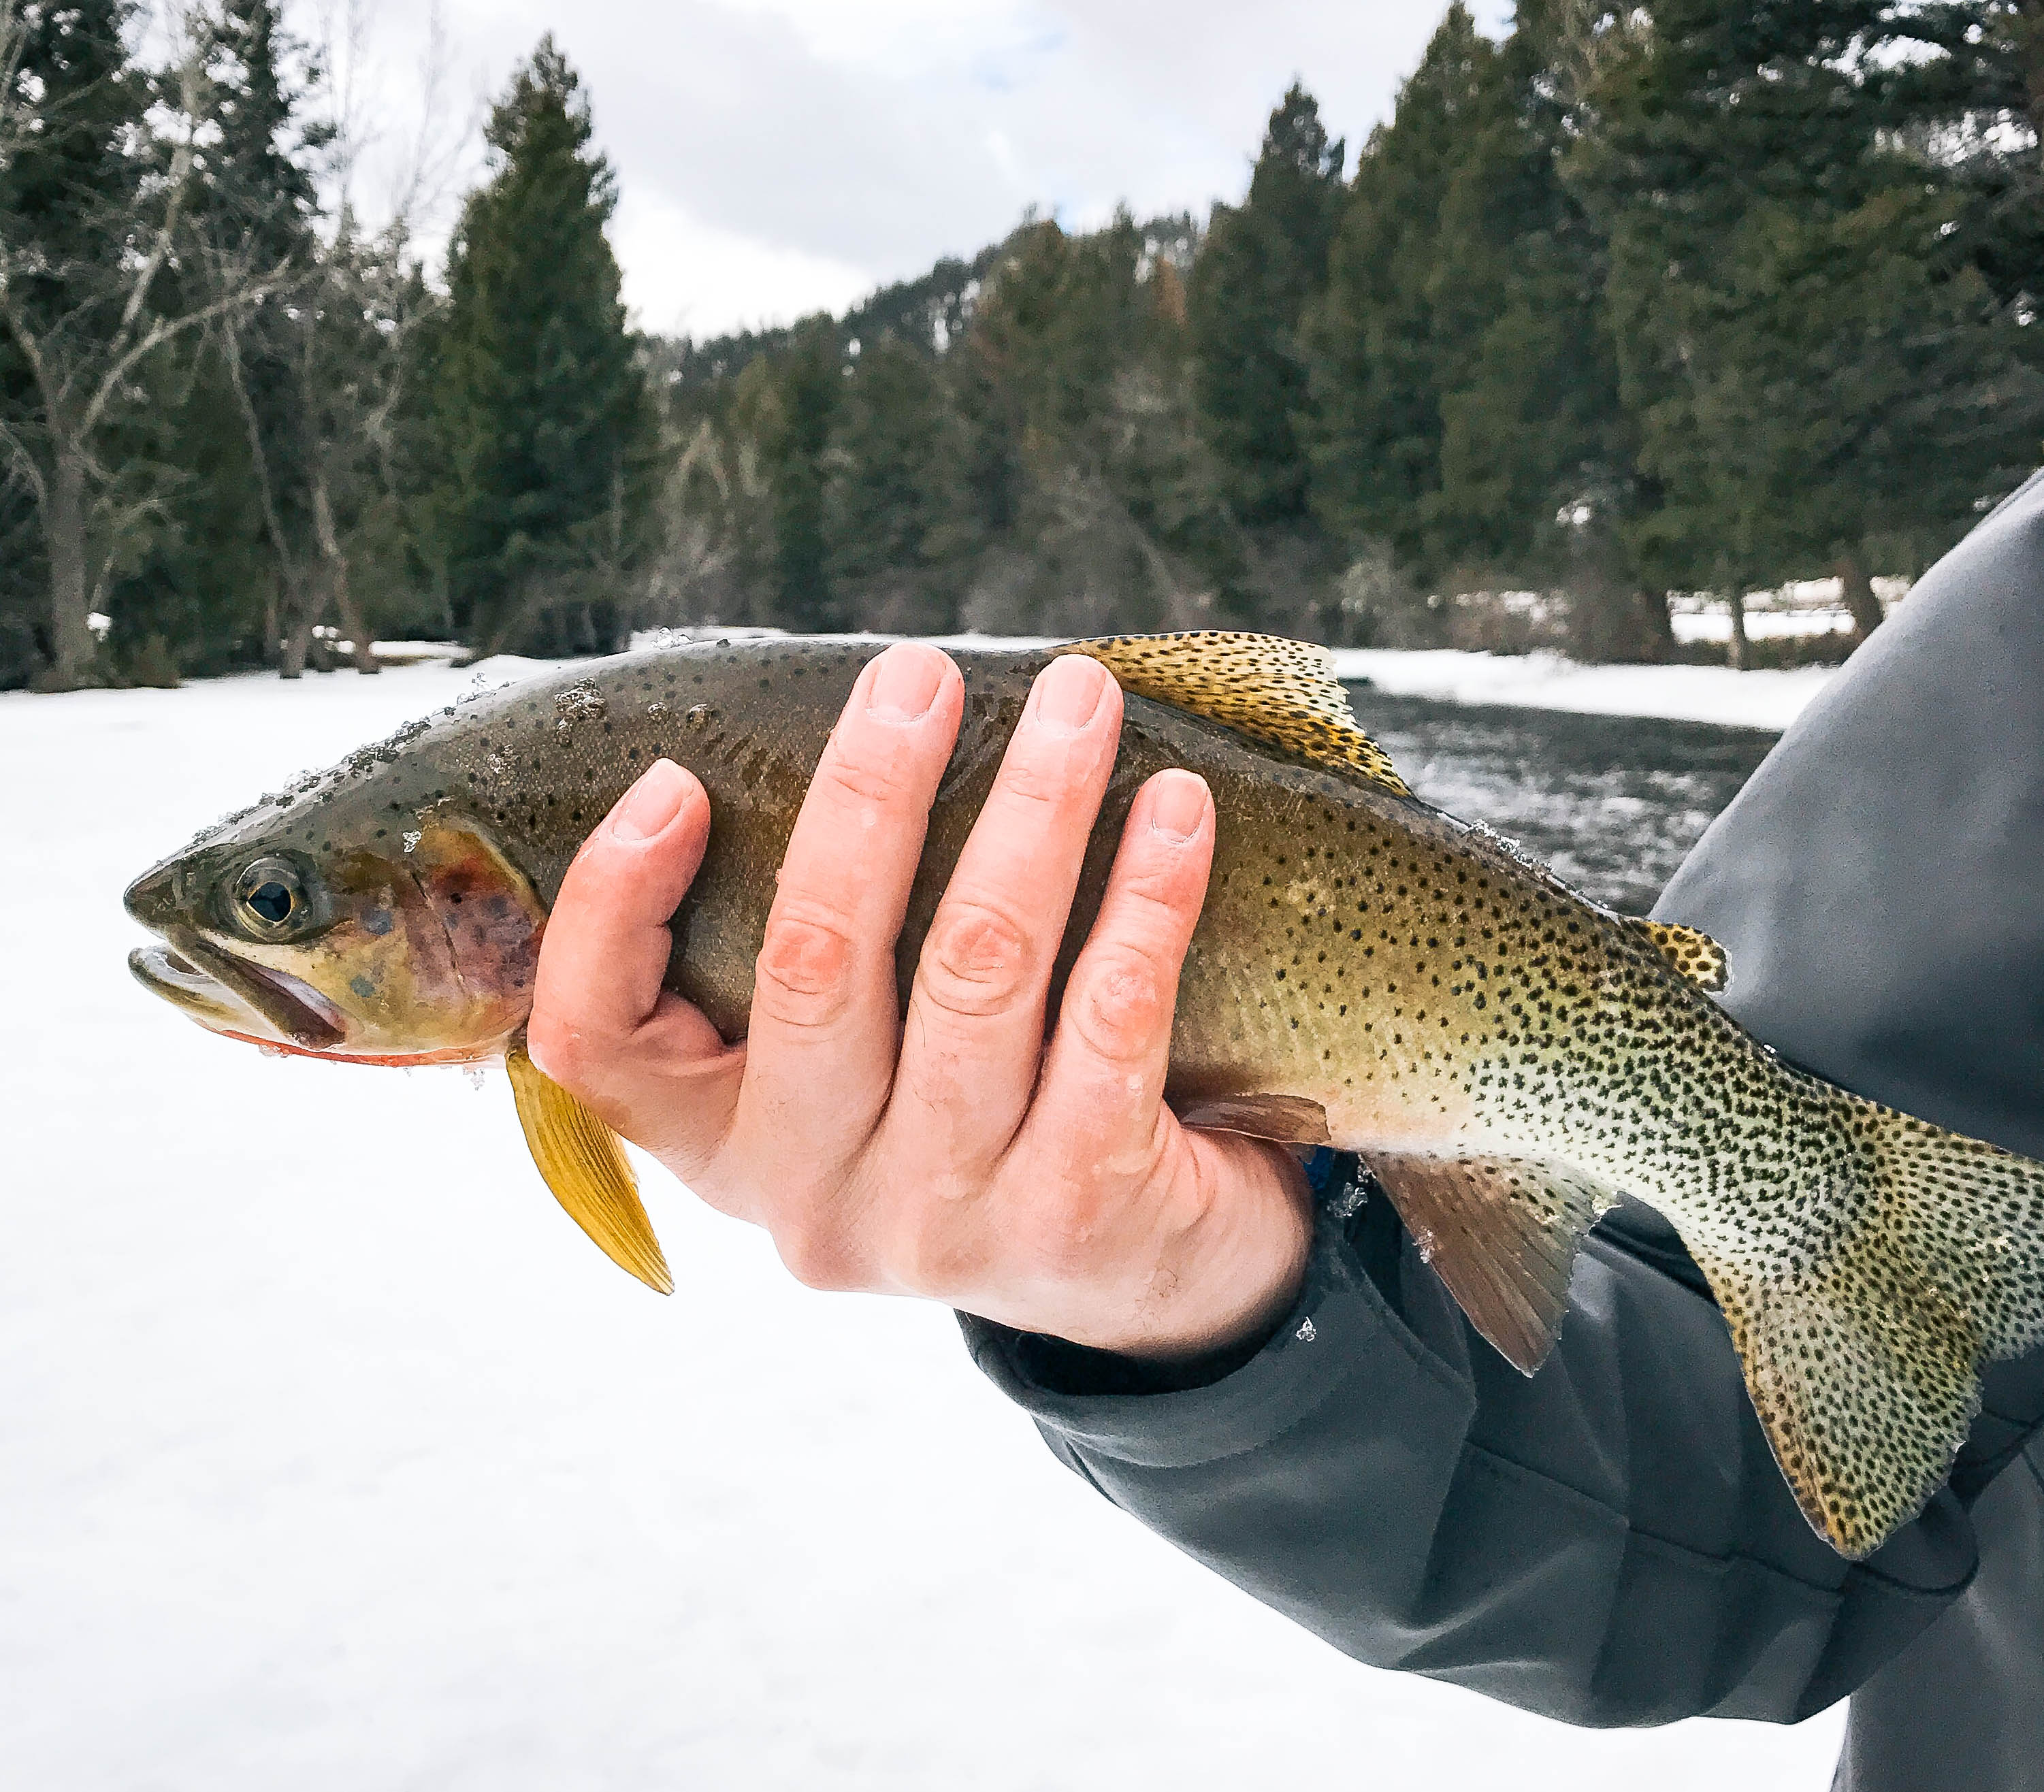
1342, 688, 1782, 916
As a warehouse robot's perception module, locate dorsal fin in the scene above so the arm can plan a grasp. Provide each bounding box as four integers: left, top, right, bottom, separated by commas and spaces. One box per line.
1627, 917, 1730, 992
1058, 631, 1410, 796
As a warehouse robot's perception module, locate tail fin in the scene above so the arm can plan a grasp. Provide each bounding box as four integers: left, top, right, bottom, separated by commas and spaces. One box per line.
1691, 1103, 2044, 1559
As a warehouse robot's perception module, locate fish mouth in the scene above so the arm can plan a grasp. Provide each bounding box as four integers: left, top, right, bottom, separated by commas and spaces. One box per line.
129, 935, 348, 1050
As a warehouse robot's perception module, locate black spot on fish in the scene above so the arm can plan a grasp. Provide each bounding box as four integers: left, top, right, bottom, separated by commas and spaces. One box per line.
363, 908, 394, 936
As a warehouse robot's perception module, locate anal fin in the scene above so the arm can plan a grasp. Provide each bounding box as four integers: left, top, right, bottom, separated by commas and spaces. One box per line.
506, 1039, 673, 1294
1365, 1152, 1615, 1374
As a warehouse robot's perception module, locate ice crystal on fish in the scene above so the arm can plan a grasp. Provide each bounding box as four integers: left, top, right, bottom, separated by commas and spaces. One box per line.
553, 685, 606, 727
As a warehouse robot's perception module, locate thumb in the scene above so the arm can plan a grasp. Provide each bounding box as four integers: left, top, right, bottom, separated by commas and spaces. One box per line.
529, 760, 741, 1163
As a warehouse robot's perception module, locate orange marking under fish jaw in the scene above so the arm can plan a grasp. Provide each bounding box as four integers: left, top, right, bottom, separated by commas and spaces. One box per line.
217, 1028, 502, 1068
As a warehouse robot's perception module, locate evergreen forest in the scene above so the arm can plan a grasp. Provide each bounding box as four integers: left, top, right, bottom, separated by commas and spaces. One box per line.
7, 0, 2044, 691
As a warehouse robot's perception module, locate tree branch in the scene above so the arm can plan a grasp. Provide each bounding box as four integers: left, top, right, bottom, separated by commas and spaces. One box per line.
78, 269, 293, 440
219, 321, 306, 593
0, 413, 48, 505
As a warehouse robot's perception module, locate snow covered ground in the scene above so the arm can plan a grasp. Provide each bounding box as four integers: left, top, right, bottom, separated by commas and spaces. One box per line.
2, 659, 1848, 1790
650, 628, 1840, 732
1670, 607, 1853, 645
1331, 647, 1835, 730
1666, 574, 1909, 648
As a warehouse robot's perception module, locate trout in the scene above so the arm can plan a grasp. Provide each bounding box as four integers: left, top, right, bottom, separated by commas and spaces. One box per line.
123, 632, 2044, 1559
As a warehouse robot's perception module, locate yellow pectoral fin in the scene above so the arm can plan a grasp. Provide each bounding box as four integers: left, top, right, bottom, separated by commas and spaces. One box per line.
505, 1040, 673, 1295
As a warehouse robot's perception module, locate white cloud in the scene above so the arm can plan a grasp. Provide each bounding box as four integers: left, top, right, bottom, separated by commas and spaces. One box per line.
329, 0, 1517, 340
610, 190, 875, 336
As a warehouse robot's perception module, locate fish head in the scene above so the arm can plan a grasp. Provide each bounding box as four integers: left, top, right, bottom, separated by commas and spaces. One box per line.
122, 685, 674, 1296
124, 775, 546, 1067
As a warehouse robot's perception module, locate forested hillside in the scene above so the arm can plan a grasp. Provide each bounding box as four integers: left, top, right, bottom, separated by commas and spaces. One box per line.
6, 1, 2044, 689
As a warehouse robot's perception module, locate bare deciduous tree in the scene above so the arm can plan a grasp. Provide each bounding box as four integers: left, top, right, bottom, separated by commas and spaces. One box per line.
0, 1, 287, 687
208, 0, 460, 676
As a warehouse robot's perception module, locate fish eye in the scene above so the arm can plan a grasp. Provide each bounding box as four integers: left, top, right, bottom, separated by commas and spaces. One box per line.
231, 857, 315, 936
250, 881, 294, 924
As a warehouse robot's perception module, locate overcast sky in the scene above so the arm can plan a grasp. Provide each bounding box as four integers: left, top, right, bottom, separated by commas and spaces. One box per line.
345, 0, 1513, 342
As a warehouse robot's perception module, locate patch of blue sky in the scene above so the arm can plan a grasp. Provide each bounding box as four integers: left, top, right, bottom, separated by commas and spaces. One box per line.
971, 22, 1069, 95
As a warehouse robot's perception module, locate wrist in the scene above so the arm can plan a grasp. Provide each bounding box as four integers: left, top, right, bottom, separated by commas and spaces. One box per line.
1095, 1136, 1314, 1366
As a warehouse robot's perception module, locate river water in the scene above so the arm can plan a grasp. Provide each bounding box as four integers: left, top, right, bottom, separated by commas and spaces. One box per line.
1344, 687, 1782, 916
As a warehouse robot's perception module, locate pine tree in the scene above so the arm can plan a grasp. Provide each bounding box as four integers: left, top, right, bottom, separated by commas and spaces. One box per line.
1569, 0, 2044, 641
1869, 4, 2044, 370
102, 333, 274, 678
826, 333, 969, 631
432, 37, 653, 657
956, 214, 1216, 634
1301, 6, 1500, 573
1301, 1, 1641, 634
1187, 84, 1345, 524
1426, 20, 1655, 655
197, 0, 342, 674
756, 316, 841, 630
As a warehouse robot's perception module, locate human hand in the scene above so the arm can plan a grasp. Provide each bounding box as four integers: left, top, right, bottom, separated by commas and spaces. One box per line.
527, 643, 1313, 1362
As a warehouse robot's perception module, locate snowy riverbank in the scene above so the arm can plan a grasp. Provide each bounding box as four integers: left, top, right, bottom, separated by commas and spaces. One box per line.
1331, 647, 1834, 731
1, 664, 1847, 1790
170, 634, 1843, 735
624, 631, 1834, 732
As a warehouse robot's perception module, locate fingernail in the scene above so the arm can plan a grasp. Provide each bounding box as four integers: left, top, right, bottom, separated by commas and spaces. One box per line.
866, 644, 946, 722
1031, 654, 1108, 733
612, 759, 688, 841
1148, 770, 1208, 843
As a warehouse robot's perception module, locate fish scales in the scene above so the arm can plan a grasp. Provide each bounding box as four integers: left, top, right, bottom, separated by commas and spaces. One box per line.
122, 632, 2044, 1561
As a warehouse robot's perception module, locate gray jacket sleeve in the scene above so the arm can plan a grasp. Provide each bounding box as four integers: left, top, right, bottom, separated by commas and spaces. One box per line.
962, 471, 2044, 1732
963, 1196, 2041, 1727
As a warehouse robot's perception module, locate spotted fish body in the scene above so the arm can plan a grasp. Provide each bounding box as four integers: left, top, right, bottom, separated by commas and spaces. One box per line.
123, 632, 2044, 1560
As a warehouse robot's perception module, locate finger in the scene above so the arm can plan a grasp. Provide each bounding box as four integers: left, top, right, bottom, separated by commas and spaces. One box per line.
891, 654, 1121, 1174
528, 760, 739, 1158
732, 642, 964, 1184
1020, 769, 1214, 1189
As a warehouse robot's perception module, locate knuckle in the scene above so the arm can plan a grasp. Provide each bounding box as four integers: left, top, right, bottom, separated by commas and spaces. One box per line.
1118, 854, 1193, 915
892, 1218, 975, 1299
1071, 946, 1170, 1062
525, 1010, 597, 1093
1016, 1182, 1109, 1277
919, 899, 1037, 1018
774, 1218, 859, 1292
994, 751, 1074, 812
816, 738, 920, 813
755, 903, 858, 1027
